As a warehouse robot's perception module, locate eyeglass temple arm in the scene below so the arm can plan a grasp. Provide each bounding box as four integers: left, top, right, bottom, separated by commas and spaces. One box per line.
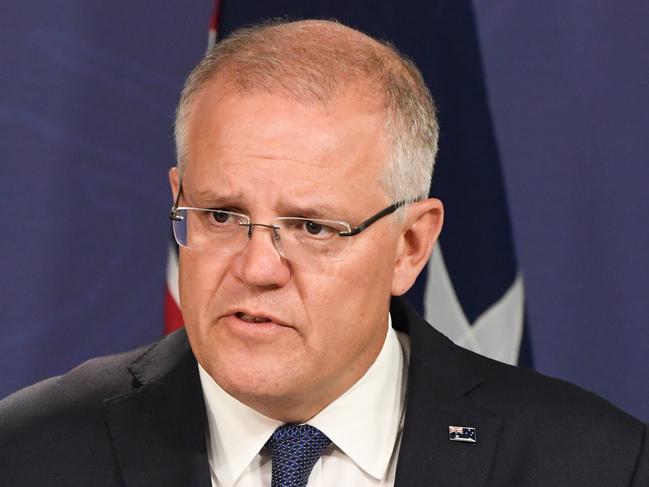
339, 201, 404, 237
169, 177, 184, 221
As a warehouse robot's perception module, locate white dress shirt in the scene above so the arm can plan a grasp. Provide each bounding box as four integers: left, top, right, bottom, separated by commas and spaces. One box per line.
198, 315, 410, 487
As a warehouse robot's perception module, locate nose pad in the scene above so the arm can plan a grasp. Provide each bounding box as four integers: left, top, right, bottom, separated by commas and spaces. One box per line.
234, 223, 289, 287
242, 223, 281, 239
247, 223, 280, 238
240, 223, 283, 257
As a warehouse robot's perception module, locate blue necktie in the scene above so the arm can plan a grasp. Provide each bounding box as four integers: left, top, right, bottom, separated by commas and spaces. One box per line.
265, 424, 331, 487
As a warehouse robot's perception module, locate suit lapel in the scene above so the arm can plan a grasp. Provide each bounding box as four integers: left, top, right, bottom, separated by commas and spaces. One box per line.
392, 298, 502, 487
103, 330, 211, 487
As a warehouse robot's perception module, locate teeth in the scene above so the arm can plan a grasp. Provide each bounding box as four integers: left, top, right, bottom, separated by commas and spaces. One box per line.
237, 312, 271, 323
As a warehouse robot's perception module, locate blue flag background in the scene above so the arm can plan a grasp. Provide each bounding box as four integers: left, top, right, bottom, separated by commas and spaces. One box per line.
1, 1, 647, 421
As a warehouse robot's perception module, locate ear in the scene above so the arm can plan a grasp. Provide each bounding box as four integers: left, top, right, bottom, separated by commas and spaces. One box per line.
169, 166, 180, 201
391, 198, 444, 296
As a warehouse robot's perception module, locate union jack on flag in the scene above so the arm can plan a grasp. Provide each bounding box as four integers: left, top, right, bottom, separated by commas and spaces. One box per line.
448, 426, 477, 443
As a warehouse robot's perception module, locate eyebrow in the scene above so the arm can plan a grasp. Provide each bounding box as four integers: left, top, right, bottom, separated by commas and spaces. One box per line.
276, 202, 346, 221
183, 189, 345, 221
183, 189, 246, 207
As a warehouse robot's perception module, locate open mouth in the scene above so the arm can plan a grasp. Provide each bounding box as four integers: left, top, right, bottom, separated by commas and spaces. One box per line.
235, 312, 272, 324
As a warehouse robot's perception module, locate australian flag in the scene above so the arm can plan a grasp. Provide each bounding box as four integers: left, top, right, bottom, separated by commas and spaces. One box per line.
449, 426, 477, 443
166, 0, 533, 367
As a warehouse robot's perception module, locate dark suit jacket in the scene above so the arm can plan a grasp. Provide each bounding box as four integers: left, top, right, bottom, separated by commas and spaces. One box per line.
1, 297, 647, 486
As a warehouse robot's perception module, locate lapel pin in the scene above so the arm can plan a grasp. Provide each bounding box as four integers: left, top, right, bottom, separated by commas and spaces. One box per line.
449, 425, 477, 443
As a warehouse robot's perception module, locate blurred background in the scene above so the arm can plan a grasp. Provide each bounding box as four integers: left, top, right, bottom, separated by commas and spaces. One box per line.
1, 1, 647, 421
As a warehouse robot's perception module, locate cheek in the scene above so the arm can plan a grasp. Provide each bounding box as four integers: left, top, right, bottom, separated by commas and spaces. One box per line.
178, 251, 229, 323
297, 254, 393, 344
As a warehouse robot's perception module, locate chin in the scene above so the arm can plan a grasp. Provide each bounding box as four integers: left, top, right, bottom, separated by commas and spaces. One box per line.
205, 352, 301, 404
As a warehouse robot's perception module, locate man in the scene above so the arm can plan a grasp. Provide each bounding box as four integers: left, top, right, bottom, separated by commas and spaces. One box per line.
0, 19, 647, 487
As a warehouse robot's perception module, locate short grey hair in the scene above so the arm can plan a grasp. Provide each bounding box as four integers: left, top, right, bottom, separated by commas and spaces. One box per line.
174, 19, 438, 212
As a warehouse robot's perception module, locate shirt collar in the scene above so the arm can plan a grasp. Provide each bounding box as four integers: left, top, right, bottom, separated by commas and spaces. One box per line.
307, 314, 407, 479
199, 313, 408, 486
199, 365, 282, 487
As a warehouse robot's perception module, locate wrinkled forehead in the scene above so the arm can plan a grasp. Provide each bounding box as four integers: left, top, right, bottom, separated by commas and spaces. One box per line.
181, 79, 392, 216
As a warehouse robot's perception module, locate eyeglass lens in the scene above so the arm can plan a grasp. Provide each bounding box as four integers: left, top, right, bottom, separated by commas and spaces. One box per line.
172, 209, 352, 262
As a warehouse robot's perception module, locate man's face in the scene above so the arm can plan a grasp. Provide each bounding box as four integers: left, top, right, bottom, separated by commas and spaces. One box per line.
172, 81, 403, 421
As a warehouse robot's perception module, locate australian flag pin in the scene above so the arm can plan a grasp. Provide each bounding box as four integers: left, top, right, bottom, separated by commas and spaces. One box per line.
449, 425, 477, 443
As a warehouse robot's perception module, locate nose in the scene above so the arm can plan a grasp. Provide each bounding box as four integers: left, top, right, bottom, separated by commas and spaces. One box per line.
231, 224, 291, 288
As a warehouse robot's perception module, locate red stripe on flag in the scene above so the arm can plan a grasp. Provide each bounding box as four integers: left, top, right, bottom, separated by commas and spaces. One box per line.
207, 0, 221, 50
164, 286, 184, 334
165, 0, 222, 335
209, 0, 221, 31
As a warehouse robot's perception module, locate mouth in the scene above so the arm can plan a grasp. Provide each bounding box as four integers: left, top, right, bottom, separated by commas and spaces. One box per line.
226, 309, 290, 328
224, 310, 291, 339
235, 311, 273, 324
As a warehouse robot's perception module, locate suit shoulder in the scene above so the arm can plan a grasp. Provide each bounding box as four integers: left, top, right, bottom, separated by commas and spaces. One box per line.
444, 347, 649, 483
458, 346, 643, 430
0, 343, 151, 433
0, 331, 193, 484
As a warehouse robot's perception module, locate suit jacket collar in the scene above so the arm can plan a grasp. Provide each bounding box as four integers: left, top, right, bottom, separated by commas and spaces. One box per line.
103, 329, 211, 487
103, 297, 502, 487
391, 297, 503, 487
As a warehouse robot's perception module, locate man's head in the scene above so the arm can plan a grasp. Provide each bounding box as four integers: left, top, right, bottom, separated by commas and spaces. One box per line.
169, 19, 443, 422
175, 19, 438, 214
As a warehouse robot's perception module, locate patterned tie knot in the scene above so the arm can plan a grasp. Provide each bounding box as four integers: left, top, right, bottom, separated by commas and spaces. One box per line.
265, 424, 331, 487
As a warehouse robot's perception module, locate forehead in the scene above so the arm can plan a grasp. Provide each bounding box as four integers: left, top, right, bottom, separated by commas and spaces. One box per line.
183, 81, 391, 211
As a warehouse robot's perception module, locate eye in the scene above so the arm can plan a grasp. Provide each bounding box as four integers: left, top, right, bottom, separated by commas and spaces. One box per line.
210, 210, 232, 224
305, 221, 325, 235
297, 220, 338, 240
